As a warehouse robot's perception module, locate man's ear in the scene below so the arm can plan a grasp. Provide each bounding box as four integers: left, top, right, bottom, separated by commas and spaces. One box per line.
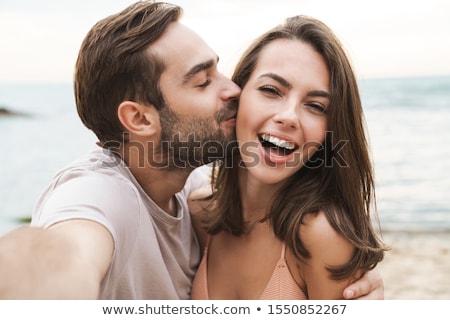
117, 101, 159, 136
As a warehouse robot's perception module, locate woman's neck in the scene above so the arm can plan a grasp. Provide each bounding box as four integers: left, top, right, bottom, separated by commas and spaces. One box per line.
238, 169, 282, 222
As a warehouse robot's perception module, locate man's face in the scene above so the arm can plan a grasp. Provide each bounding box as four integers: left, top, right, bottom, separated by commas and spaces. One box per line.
152, 22, 241, 169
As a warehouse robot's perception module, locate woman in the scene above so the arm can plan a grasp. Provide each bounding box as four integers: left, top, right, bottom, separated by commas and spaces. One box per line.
190, 15, 386, 300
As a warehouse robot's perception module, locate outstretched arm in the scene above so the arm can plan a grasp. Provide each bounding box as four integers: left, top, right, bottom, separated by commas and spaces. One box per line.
0, 220, 113, 299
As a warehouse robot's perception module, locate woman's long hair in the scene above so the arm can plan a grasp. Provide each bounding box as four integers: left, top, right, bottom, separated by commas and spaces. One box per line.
208, 15, 386, 280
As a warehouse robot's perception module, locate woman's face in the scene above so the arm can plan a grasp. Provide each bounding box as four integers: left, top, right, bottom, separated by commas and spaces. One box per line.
236, 38, 330, 185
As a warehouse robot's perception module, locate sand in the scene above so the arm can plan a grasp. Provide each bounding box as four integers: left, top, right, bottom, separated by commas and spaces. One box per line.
379, 231, 450, 299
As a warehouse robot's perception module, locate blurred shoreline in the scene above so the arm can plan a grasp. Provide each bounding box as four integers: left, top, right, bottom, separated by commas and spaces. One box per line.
380, 230, 450, 299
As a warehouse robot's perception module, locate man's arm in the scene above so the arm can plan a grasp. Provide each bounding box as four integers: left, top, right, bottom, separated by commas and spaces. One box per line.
343, 268, 384, 299
0, 219, 113, 299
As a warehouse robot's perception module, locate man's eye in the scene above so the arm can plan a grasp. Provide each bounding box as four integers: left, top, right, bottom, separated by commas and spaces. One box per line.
198, 79, 211, 88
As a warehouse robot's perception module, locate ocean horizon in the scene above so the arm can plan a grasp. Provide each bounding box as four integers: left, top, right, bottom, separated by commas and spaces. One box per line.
1, 75, 450, 235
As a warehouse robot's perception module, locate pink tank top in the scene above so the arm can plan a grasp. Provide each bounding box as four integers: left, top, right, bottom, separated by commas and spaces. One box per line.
191, 241, 307, 300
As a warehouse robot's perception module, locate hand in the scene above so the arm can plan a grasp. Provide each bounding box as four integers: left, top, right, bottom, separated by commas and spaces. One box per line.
188, 185, 213, 216
188, 185, 214, 250
343, 269, 384, 300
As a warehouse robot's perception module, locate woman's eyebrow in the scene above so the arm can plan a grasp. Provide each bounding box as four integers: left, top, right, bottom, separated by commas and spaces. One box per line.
259, 72, 330, 99
307, 90, 330, 99
259, 73, 291, 89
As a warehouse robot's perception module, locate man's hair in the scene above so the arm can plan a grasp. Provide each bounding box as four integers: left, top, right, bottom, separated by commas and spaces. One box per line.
74, 1, 182, 143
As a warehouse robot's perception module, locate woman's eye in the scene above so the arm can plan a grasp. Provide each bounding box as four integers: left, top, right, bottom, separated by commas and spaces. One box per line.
308, 103, 327, 114
258, 85, 280, 96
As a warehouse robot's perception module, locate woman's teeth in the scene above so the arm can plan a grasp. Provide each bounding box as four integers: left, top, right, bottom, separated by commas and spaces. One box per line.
259, 133, 295, 150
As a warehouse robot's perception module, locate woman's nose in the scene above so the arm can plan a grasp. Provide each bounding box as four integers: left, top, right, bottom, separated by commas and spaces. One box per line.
272, 101, 299, 129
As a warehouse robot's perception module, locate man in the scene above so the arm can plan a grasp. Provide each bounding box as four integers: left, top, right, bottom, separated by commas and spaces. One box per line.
0, 1, 383, 299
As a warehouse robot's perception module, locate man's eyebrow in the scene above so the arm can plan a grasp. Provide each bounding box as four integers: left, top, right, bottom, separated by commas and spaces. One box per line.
182, 57, 219, 85
259, 72, 330, 99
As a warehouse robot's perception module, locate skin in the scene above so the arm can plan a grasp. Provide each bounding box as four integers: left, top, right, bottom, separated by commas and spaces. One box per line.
150, 23, 240, 169
117, 22, 240, 215
192, 39, 358, 299
0, 22, 240, 299
237, 39, 329, 186
0, 21, 383, 300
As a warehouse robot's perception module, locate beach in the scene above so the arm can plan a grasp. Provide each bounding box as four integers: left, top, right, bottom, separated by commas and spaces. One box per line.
379, 231, 450, 299
1, 79, 450, 301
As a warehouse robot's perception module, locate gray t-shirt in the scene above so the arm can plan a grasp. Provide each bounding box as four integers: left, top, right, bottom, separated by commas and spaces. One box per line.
31, 145, 208, 299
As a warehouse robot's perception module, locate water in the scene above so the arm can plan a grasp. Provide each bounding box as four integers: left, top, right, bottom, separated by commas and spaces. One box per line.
1, 76, 450, 235
360, 76, 450, 231
0, 83, 97, 235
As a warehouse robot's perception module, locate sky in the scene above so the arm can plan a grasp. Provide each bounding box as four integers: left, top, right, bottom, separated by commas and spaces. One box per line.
0, 0, 449, 83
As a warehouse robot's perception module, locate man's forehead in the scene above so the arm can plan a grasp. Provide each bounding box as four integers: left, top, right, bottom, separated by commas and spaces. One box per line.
152, 22, 211, 58
152, 22, 218, 79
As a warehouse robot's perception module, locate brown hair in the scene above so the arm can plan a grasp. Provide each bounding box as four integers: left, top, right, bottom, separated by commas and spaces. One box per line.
74, 1, 182, 143
209, 15, 386, 280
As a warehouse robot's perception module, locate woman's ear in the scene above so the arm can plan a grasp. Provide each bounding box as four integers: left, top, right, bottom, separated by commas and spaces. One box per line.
117, 101, 159, 137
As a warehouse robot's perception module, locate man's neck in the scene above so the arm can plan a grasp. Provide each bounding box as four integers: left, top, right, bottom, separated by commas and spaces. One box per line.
117, 139, 197, 215
132, 165, 192, 216
118, 144, 193, 216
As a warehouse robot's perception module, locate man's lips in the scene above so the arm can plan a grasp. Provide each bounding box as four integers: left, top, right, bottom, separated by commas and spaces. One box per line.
217, 103, 238, 123
224, 113, 237, 121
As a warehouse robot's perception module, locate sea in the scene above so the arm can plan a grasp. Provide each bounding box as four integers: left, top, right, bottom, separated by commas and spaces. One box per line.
1, 75, 450, 236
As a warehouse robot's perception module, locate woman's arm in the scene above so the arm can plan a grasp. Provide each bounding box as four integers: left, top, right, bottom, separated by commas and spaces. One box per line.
297, 211, 357, 299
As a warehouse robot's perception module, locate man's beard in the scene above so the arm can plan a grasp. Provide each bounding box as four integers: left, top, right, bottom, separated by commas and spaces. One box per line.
154, 103, 238, 170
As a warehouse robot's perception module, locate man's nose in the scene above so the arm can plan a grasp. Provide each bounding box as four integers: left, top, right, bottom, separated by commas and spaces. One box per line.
220, 78, 241, 100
